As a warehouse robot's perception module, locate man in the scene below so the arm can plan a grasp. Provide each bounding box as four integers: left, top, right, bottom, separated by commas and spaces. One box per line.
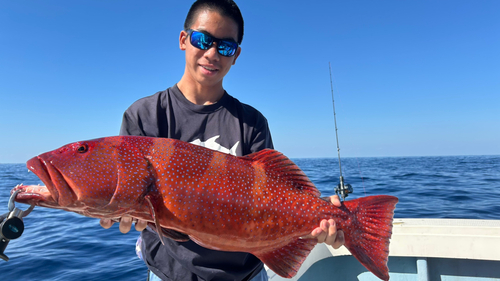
100, 1, 344, 280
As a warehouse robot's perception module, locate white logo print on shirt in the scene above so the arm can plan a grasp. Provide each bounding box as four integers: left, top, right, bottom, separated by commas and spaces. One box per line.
190, 136, 239, 156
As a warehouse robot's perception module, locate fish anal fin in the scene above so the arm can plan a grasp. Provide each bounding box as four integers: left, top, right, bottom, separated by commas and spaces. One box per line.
254, 238, 317, 278
245, 149, 320, 197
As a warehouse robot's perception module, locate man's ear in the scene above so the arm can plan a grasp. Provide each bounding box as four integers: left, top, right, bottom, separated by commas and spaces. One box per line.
232, 47, 241, 65
179, 30, 188, 51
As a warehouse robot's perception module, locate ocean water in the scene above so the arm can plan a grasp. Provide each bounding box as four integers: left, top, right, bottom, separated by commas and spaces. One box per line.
0, 155, 499, 280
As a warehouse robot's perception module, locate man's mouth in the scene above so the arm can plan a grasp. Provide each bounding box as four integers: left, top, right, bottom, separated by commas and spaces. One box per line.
201, 65, 218, 73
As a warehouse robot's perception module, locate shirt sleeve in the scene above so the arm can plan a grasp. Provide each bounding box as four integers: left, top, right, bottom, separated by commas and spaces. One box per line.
119, 110, 145, 137
248, 115, 274, 154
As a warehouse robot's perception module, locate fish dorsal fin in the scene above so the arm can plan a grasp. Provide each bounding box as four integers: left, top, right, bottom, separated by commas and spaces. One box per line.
245, 149, 321, 197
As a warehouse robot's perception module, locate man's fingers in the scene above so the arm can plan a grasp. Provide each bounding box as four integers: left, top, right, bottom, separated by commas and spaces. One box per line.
323, 219, 345, 249
324, 219, 338, 245
312, 219, 345, 248
135, 219, 148, 232
332, 230, 345, 249
119, 216, 133, 233
100, 218, 114, 229
314, 219, 329, 243
329, 195, 342, 207
100, 217, 146, 233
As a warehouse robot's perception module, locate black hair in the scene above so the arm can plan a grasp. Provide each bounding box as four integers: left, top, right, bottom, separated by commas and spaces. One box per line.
184, 0, 244, 44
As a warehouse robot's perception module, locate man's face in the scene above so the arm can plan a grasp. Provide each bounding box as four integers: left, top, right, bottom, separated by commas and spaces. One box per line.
179, 10, 241, 88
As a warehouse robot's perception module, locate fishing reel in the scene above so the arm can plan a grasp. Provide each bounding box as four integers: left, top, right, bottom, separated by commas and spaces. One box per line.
0, 188, 34, 261
335, 176, 353, 201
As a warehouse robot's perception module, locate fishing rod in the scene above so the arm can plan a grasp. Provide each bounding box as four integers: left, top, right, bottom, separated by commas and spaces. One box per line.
329, 62, 353, 201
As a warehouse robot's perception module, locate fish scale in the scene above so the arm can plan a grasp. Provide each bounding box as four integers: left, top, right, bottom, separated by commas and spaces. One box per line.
153, 141, 320, 243
13, 136, 398, 280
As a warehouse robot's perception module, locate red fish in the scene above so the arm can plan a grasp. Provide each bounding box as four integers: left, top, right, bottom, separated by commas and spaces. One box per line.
13, 136, 398, 280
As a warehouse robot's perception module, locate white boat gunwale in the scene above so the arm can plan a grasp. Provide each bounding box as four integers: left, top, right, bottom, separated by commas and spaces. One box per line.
267, 218, 500, 280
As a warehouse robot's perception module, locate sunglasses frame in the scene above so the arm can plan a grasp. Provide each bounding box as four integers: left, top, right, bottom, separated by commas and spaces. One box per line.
186, 29, 239, 57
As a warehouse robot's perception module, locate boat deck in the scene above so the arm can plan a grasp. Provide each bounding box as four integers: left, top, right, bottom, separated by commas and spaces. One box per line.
267, 219, 500, 280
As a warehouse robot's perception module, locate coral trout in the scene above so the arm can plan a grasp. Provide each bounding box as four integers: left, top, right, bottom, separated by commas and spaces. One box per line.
13, 136, 398, 280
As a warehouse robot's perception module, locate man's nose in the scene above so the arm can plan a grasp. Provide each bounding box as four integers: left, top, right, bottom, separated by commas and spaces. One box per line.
203, 43, 220, 61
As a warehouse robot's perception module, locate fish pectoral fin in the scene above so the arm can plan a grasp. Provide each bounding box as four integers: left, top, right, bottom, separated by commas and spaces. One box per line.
254, 237, 317, 278
152, 224, 189, 242
144, 195, 168, 245
144, 195, 190, 243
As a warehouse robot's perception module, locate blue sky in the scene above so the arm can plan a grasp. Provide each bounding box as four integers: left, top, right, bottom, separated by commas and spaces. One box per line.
1, 0, 499, 163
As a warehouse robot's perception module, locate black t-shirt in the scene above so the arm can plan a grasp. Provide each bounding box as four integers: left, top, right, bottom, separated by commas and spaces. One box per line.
120, 85, 274, 281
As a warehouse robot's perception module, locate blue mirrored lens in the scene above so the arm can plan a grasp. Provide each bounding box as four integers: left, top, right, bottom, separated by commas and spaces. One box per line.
217, 41, 238, 57
190, 31, 213, 50
189, 30, 238, 57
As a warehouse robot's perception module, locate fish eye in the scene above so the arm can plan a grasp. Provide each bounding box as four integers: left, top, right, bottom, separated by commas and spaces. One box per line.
77, 144, 88, 153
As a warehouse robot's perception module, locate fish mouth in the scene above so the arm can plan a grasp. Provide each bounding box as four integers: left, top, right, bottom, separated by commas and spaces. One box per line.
15, 156, 77, 207
11, 184, 58, 208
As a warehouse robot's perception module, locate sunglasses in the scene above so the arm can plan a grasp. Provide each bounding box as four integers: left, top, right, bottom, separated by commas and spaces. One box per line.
187, 29, 239, 57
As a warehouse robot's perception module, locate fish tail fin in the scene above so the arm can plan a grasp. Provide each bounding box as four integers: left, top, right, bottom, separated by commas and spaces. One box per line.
341, 195, 398, 281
